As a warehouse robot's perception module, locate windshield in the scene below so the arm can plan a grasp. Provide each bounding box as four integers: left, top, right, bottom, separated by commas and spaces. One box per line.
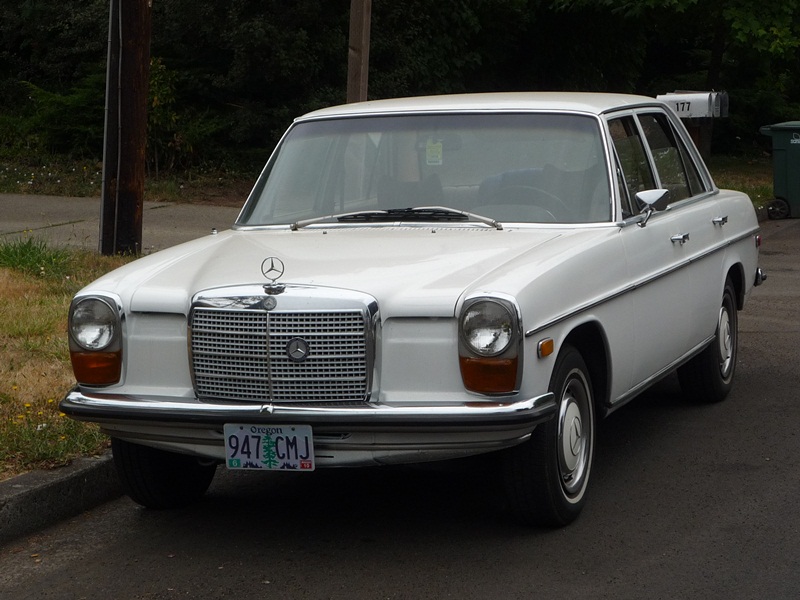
238, 113, 611, 226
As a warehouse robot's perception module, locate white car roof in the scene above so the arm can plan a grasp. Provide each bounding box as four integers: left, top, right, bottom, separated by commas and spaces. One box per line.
297, 92, 663, 121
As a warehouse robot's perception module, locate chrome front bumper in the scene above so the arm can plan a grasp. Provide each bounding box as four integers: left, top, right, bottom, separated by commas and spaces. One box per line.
60, 388, 556, 467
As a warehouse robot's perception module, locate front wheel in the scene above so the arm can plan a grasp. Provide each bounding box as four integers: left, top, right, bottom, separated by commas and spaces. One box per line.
112, 438, 217, 509
678, 277, 738, 403
503, 345, 595, 527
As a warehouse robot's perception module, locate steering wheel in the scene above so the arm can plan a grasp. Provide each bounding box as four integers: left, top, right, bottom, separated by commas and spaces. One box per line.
488, 185, 574, 221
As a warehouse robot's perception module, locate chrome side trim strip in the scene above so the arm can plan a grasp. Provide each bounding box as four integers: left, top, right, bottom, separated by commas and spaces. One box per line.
606, 334, 714, 410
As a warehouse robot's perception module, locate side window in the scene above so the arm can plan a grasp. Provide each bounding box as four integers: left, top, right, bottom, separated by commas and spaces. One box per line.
638, 112, 705, 202
608, 117, 655, 216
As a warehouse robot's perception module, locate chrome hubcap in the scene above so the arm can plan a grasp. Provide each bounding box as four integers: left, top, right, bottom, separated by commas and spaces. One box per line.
718, 305, 733, 377
558, 372, 592, 497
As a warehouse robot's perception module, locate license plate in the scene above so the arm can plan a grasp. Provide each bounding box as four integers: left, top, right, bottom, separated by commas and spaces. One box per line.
223, 424, 315, 471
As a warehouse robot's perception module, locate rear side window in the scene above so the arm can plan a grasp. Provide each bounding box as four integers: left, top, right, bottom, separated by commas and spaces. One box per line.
638, 113, 705, 202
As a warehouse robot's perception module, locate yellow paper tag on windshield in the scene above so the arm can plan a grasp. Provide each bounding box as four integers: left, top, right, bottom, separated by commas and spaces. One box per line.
426, 139, 443, 166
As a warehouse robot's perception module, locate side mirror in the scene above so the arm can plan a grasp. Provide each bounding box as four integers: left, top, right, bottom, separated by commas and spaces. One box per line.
634, 189, 670, 227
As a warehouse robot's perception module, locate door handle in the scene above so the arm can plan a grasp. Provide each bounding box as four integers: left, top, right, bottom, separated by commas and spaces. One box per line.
670, 233, 690, 245
712, 215, 729, 226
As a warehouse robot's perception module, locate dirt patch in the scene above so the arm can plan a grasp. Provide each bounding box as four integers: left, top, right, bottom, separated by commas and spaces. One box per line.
0, 269, 42, 302
184, 180, 253, 207
145, 178, 254, 208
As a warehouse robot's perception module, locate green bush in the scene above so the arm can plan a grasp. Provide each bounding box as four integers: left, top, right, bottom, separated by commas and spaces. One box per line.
23, 70, 106, 157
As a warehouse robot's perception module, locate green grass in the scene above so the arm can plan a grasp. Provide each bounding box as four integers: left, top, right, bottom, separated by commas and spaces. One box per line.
0, 238, 132, 480
707, 154, 774, 208
0, 236, 72, 279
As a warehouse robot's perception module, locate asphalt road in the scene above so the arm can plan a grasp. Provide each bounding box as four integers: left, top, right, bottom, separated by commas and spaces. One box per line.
0, 218, 798, 600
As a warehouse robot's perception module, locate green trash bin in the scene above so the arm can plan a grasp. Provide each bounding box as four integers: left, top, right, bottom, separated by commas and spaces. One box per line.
760, 121, 800, 219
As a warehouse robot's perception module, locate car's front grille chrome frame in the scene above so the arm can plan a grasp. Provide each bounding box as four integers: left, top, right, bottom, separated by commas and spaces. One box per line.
189, 285, 378, 404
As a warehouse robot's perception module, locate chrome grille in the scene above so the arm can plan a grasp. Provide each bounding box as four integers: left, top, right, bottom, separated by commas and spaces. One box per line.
190, 297, 372, 403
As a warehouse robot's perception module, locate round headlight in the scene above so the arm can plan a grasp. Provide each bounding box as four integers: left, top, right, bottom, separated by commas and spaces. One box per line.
461, 300, 515, 357
70, 297, 118, 351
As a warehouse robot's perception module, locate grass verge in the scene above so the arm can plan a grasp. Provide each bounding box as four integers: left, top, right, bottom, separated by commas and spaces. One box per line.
0, 237, 132, 480
0, 156, 256, 205
707, 154, 774, 208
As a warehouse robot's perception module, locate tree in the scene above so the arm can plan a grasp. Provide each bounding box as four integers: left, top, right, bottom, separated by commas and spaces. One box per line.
1, 0, 798, 165
555, 0, 800, 149
559, 0, 800, 87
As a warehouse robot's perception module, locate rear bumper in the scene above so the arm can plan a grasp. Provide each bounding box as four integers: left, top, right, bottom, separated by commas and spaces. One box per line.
60, 388, 556, 466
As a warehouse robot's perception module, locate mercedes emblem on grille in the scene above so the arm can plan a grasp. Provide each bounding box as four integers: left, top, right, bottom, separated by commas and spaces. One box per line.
286, 338, 310, 362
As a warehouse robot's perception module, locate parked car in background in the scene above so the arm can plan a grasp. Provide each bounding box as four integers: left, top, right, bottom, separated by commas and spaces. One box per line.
61, 93, 765, 526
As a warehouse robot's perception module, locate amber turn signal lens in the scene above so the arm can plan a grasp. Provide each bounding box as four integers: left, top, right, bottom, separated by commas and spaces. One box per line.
538, 338, 554, 358
70, 351, 122, 386
459, 356, 518, 394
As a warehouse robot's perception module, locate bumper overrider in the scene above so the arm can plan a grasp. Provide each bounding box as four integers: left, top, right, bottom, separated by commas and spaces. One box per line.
60, 389, 556, 467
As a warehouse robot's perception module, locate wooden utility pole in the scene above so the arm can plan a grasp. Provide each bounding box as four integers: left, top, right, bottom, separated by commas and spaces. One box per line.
100, 0, 152, 255
347, 0, 371, 103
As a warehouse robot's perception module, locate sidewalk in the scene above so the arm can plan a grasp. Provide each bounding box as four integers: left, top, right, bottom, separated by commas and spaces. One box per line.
0, 193, 242, 547
0, 193, 242, 251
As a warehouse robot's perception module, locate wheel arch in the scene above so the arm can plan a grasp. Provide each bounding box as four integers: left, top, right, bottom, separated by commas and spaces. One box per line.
562, 321, 610, 417
725, 262, 745, 310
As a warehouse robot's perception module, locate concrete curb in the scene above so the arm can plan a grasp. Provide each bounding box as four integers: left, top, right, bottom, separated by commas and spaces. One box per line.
0, 452, 122, 546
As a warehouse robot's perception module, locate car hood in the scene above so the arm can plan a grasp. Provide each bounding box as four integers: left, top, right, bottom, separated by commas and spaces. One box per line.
86, 226, 604, 318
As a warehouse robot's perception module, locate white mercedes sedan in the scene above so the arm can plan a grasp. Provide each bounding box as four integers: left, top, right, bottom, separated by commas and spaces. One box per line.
61, 92, 765, 526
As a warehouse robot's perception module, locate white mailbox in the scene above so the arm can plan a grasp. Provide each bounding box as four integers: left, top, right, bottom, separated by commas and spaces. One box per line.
656, 91, 729, 119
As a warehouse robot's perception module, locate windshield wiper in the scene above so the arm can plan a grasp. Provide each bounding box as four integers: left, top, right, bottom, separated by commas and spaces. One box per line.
291, 206, 502, 230
291, 210, 385, 230
340, 207, 468, 222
